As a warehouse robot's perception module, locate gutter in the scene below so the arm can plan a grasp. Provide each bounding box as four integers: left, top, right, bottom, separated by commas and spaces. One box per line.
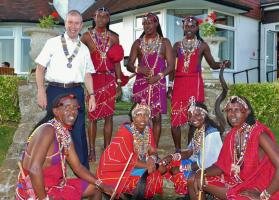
205, 0, 252, 12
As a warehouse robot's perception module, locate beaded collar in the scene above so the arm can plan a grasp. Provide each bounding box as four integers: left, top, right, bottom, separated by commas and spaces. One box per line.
89, 28, 110, 59
130, 123, 151, 161
231, 123, 254, 183
192, 125, 205, 154
180, 36, 200, 72
61, 34, 81, 68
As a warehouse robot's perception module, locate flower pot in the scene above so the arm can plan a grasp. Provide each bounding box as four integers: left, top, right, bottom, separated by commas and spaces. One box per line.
24, 27, 60, 60
202, 36, 226, 80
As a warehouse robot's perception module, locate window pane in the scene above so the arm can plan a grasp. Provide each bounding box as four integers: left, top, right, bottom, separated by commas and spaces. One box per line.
21, 38, 33, 73
216, 28, 234, 69
0, 28, 14, 36
0, 39, 14, 67
215, 12, 234, 27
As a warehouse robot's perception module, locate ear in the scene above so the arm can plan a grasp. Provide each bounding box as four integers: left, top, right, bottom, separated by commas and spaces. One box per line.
53, 107, 59, 116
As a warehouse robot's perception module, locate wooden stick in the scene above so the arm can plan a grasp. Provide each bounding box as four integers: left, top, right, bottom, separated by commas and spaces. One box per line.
198, 128, 206, 200
110, 153, 134, 200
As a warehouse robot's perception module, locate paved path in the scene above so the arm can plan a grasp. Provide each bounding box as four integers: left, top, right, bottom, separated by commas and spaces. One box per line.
0, 115, 189, 199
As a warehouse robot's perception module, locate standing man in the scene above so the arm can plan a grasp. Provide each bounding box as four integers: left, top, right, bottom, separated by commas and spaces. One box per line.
168, 16, 230, 153
35, 10, 96, 169
127, 12, 174, 147
81, 7, 123, 162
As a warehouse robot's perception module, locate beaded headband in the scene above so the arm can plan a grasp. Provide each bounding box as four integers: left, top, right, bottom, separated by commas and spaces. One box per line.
95, 7, 110, 16
142, 13, 159, 23
187, 96, 208, 115
223, 96, 249, 112
56, 94, 77, 107
132, 100, 151, 118
182, 16, 198, 26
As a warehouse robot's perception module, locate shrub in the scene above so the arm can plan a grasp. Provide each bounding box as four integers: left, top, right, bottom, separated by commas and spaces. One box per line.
0, 76, 20, 123
229, 82, 279, 128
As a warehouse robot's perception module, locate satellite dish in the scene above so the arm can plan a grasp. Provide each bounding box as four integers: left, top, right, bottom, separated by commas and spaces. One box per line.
53, 0, 95, 20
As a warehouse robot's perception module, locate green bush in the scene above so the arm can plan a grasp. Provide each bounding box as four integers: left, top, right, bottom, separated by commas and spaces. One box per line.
229, 82, 279, 128
0, 76, 20, 123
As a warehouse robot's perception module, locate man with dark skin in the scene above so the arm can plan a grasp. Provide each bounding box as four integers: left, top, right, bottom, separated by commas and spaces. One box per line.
168, 16, 230, 153
81, 7, 122, 162
127, 13, 174, 147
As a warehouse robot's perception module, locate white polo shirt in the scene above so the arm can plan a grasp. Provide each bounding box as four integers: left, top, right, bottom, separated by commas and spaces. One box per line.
35, 33, 95, 83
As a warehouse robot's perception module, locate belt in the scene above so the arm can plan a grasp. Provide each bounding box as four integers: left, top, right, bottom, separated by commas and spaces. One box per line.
48, 82, 82, 88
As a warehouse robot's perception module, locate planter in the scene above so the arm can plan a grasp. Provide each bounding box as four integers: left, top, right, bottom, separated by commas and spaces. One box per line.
24, 27, 59, 60
202, 36, 226, 80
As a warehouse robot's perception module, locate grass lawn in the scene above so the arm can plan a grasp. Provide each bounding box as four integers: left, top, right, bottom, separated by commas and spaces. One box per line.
115, 101, 133, 115
0, 124, 17, 165
271, 127, 279, 144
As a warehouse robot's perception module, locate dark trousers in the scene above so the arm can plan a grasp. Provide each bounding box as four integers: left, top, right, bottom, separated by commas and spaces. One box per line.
46, 85, 89, 169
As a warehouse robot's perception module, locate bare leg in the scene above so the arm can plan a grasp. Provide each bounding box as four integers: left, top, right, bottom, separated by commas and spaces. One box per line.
187, 175, 205, 200
103, 115, 113, 148
152, 114, 162, 147
88, 120, 97, 162
204, 185, 228, 200
171, 126, 181, 152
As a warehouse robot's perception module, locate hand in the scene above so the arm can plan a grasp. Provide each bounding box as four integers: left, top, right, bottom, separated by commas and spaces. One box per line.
167, 87, 173, 99
146, 157, 156, 174
116, 85, 122, 98
220, 60, 231, 68
138, 67, 152, 77
240, 189, 261, 200
37, 89, 47, 110
88, 95, 96, 112
146, 75, 160, 84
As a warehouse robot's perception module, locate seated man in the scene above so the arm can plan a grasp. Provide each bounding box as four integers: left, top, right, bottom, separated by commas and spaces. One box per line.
16, 93, 112, 200
1, 61, 10, 67
160, 100, 222, 195
96, 100, 166, 199
190, 96, 279, 200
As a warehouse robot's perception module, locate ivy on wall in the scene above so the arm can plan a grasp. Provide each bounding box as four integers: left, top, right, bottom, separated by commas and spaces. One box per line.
229, 82, 279, 128
0, 76, 20, 124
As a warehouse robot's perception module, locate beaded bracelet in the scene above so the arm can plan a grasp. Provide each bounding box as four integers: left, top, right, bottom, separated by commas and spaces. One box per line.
158, 72, 164, 80
260, 189, 271, 200
171, 153, 181, 161
148, 154, 158, 162
95, 179, 103, 188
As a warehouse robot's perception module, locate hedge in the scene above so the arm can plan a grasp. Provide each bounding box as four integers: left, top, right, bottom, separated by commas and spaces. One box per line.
0, 76, 20, 124
229, 82, 279, 128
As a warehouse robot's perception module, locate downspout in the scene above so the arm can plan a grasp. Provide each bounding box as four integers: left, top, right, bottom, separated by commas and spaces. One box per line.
258, 8, 263, 83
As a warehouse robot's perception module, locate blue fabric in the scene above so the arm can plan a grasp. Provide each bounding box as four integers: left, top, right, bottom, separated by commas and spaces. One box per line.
181, 159, 194, 179
131, 168, 146, 176
46, 85, 89, 169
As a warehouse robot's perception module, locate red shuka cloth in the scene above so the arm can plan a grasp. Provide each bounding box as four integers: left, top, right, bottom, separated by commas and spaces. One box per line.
97, 124, 163, 198
16, 163, 85, 199
171, 47, 204, 126
213, 121, 279, 199
88, 44, 124, 120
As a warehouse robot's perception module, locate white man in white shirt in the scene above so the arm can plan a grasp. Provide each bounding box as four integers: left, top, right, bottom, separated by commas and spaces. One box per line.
35, 10, 96, 169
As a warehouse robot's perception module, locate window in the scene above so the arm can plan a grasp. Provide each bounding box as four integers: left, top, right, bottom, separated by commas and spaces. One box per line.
21, 38, 32, 73
215, 12, 235, 69
0, 28, 14, 67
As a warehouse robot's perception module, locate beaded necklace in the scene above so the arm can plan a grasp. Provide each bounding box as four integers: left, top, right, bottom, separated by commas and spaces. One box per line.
61, 34, 81, 68
231, 123, 254, 183
90, 28, 110, 59
192, 125, 205, 154
50, 118, 72, 185
180, 36, 200, 72
130, 123, 151, 161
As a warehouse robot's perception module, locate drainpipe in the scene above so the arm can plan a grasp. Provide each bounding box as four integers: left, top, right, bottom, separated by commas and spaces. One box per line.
258, 8, 263, 83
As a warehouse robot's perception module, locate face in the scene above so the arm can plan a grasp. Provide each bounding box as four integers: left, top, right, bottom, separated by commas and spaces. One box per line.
65, 13, 83, 39
226, 102, 249, 128
142, 17, 158, 36
54, 98, 79, 127
183, 18, 198, 39
188, 108, 206, 128
94, 11, 109, 29
132, 111, 149, 132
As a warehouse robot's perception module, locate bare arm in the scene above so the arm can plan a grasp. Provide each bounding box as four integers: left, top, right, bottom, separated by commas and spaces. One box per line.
127, 40, 139, 73
28, 125, 55, 199
84, 73, 96, 112
36, 64, 47, 109
202, 42, 230, 69
259, 133, 279, 195
160, 38, 174, 77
